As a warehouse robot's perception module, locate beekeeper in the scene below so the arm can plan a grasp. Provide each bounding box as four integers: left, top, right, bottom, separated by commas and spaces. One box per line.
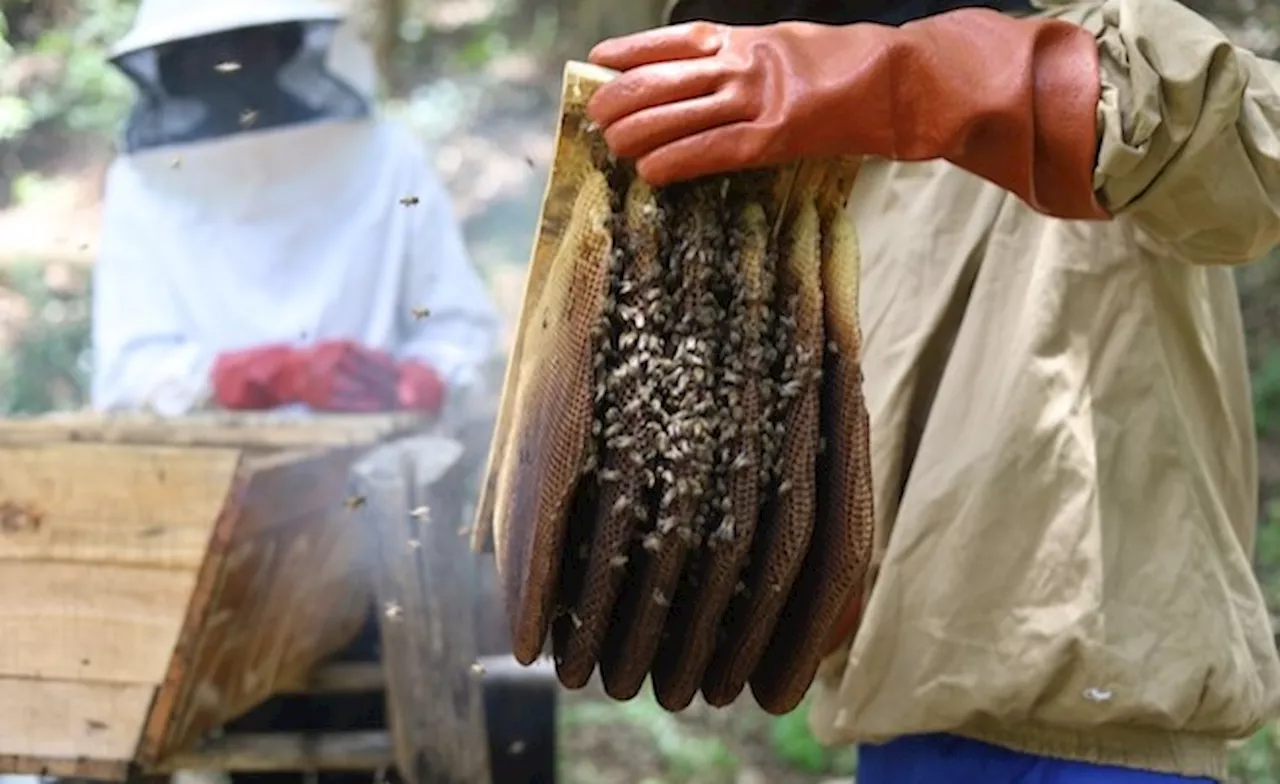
90, 0, 499, 418
586, 0, 1280, 782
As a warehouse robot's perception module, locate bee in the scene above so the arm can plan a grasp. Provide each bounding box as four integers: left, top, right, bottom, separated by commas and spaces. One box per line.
214, 60, 242, 73
399, 195, 420, 206
411, 306, 431, 320
612, 494, 631, 515
239, 109, 259, 127
711, 515, 735, 543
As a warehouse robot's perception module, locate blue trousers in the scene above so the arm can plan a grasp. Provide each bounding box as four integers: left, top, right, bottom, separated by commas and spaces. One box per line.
856, 734, 1219, 784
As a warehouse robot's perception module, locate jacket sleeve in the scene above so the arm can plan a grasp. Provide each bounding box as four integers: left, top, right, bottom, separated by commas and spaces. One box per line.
395, 162, 502, 392
1073, 0, 1280, 263
90, 165, 215, 415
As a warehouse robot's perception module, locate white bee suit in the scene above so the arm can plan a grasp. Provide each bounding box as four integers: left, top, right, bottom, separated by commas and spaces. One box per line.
91, 11, 500, 415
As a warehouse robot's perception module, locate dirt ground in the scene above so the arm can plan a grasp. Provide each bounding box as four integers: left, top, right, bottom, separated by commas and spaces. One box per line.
558, 678, 853, 784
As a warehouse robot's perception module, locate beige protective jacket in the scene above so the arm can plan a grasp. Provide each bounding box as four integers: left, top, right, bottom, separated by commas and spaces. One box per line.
806, 0, 1280, 780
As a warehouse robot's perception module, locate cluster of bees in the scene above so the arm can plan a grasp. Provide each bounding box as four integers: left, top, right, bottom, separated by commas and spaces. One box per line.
549, 163, 827, 712
479, 63, 874, 719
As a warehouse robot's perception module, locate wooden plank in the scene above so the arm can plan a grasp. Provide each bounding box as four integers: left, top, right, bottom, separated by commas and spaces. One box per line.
0, 562, 196, 684
154, 731, 392, 772
279, 662, 385, 694
0, 444, 239, 568
135, 464, 252, 767
281, 655, 554, 696
235, 448, 370, 538
0, 754, 128, 781
0, 413, 430, 450
0, 678, 154, 762
140, 448, 373, 764
354, 435, 492, 784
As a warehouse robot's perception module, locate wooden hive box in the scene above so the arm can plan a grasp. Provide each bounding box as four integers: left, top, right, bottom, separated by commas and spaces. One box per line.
0, 412, 429, 780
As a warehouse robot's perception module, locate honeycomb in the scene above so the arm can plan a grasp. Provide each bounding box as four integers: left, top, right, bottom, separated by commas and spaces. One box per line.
472, 61, 875, 716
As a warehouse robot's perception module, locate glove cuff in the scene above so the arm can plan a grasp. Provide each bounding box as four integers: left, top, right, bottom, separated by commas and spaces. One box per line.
894, 9, 1109, 220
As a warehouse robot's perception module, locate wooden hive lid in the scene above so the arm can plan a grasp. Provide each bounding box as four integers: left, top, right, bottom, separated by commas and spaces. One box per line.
0, 413, 426, 779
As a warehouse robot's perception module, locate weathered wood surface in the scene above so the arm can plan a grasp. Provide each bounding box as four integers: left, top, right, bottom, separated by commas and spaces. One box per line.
140, 447, 373, 765
150, 656, 557, 775
353, 435, 493, 784
0, 443, 244, 776
0, 414, 425, 779
156, 731, 393, 772
0, 412, 429, 449
0, 443, 239, 568
279, 661, 386, 694
0, 680, 154, 776
0, 562, 195, 682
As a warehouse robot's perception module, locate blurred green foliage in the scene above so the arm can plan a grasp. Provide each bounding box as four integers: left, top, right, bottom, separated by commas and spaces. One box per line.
768, 700, 857, 776
0, 0, 136, 143
562, 688, 740, 783
0, 261, 92, 414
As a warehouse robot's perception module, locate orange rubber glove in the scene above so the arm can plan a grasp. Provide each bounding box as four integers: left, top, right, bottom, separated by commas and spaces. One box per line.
213, 340, 402, 413
586, 9, 1109, 221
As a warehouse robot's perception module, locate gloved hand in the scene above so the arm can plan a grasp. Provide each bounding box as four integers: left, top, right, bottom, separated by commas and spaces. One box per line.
396, 360, 447, 414
212, 340, 401, 412
586, 9, 1109, 220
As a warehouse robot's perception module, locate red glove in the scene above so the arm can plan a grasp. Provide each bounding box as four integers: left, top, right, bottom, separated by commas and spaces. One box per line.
396, 360, 446, 414
586, 10, 1109, 220
212, 340, 400, 412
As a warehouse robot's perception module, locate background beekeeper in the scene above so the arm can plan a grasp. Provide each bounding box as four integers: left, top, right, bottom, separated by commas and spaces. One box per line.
83, 3, 498, 784
585, 0, 1280, 782
90, 0, 499, 419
